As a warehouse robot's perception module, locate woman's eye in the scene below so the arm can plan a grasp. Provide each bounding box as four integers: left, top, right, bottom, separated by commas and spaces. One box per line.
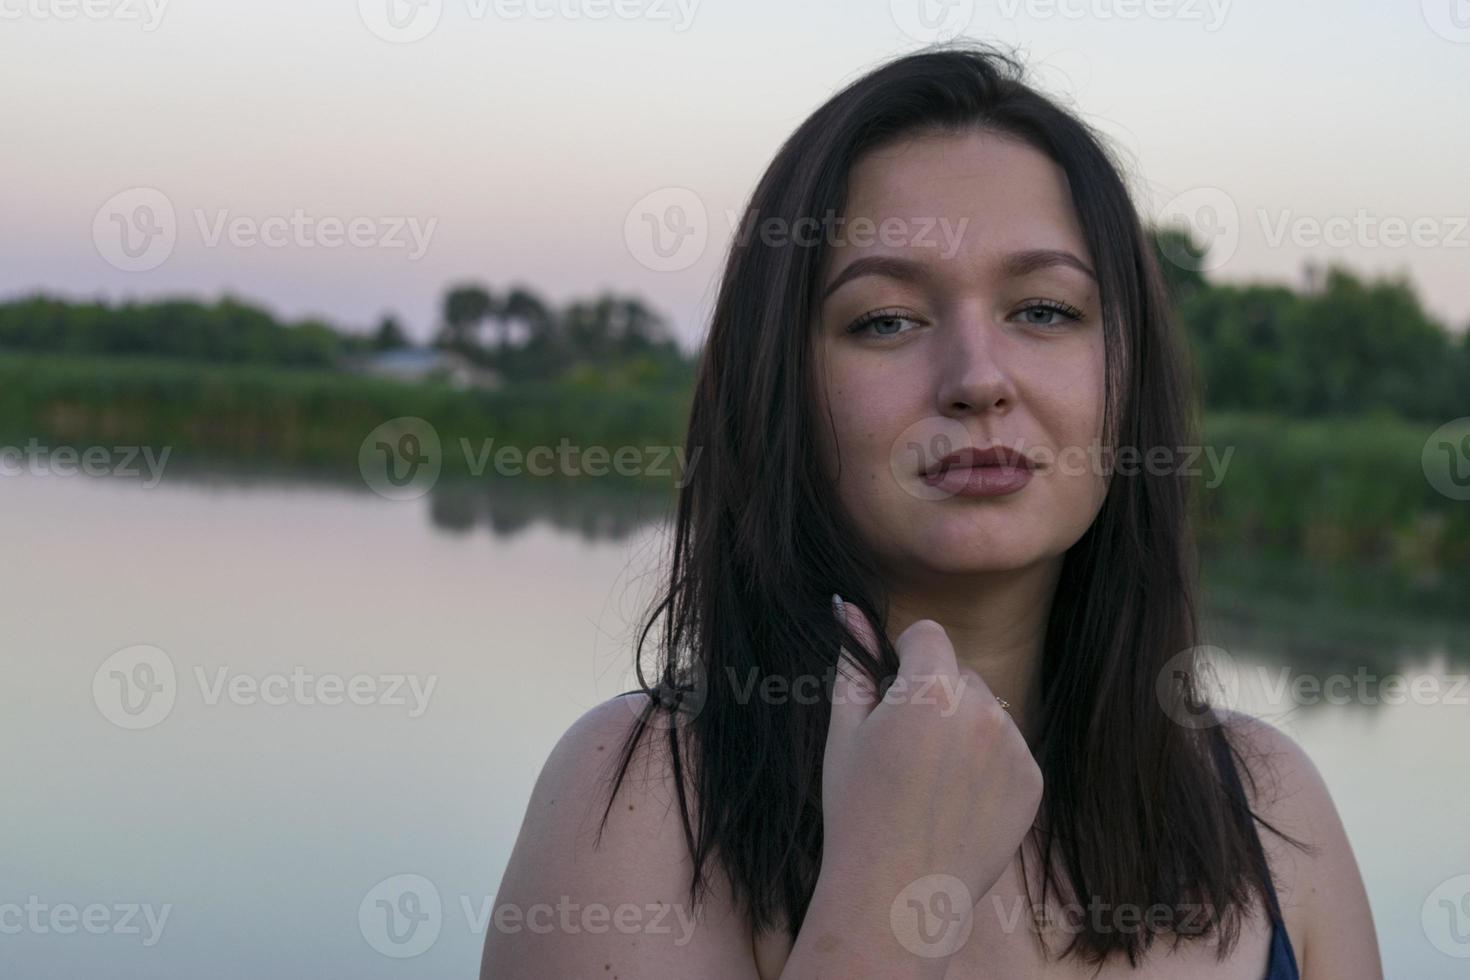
846, 302, 1083, 337
847, 311, 919, 337
1015, 300, 1084, 329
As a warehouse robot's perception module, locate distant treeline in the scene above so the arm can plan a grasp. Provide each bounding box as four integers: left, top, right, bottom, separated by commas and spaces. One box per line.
1153, 229, 1470, 423
0, 282, 690, 388
428, 284, 686, 383
0, 295, 355, 368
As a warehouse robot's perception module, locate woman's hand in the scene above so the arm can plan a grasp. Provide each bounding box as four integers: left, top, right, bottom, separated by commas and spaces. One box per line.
791, 596, 1043, 973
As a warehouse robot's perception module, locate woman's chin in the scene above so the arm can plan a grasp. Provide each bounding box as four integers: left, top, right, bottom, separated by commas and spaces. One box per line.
893, 529, 1053, 579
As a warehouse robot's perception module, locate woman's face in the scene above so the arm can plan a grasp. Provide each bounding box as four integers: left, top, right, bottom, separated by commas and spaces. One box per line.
813, 129, 1111, 586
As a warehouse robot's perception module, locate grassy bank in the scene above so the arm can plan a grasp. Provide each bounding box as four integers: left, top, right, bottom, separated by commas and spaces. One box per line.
1198, 413, 1470, 571
0, 352, 691, 481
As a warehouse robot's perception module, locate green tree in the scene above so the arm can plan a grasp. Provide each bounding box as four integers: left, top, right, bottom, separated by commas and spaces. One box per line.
438, 284, 493, 352
371, 314, 410, 351
1149, 225, 1209, 305
1279, 268, 1458, 420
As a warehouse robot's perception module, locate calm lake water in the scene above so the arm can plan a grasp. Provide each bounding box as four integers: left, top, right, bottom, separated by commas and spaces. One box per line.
4, 471, 1467, 978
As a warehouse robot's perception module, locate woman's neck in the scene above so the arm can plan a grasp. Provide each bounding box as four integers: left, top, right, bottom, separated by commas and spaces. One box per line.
885, 556, 1063, 743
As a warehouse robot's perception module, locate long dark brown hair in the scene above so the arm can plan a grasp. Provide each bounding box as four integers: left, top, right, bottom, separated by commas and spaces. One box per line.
602, 42, 1311, 967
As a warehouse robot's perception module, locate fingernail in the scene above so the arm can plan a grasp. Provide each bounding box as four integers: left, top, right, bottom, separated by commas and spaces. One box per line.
830, 593, 845, 621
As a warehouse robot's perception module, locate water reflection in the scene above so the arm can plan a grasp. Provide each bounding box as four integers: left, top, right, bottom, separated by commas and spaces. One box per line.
122, 456, 678, 543
4, 468, 1466, 979
425, 476, 673, 542
1203, 548, 1470, 677
87, 457, 1470, 670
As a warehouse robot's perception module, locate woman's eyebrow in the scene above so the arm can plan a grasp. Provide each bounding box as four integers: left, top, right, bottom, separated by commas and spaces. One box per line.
820, 248, 1097, 304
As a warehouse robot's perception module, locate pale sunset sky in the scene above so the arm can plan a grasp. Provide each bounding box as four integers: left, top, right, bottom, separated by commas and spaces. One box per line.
2, 0, 1467, 348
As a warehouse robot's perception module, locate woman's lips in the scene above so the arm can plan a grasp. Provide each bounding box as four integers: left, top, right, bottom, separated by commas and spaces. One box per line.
920, 462, 1034, 497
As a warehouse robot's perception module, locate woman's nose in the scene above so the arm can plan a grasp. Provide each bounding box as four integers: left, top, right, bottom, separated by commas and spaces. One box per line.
933, 316, 1017, 418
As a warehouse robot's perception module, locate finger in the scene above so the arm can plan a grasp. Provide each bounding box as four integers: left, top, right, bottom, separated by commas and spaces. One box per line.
826, 594, 878, 749
892, 618, 960, 689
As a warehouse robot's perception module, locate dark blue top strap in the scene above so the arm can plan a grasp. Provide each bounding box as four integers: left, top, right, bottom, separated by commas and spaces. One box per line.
1209, 723, 1301, 980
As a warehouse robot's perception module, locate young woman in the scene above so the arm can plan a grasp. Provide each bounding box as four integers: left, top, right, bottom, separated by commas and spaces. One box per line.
482, 45, 1382, 979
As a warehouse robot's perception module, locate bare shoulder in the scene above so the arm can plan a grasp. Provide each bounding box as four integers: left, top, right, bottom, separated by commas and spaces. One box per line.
1217, 709, 1383, 980
480, 695, 757, 980
1217, 709, 1322, 820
